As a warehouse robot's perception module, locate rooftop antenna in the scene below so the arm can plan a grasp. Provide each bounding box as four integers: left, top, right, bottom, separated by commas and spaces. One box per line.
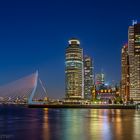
132, 20, 137, 26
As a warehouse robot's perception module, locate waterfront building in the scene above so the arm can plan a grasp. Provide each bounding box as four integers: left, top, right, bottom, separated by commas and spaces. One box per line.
96, 88, 116, 102
96, 83, 119, 103
84, 55, 94, 99
121, 44, 130, 101
65, 38, 84, 99
128, 21, 140, 101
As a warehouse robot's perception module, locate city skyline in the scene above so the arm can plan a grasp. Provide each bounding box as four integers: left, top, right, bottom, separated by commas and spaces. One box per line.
0, 0, 140, 98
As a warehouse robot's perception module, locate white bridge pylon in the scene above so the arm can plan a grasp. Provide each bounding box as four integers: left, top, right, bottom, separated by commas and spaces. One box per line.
28, 70, 48, 104
0, 71, 48, 104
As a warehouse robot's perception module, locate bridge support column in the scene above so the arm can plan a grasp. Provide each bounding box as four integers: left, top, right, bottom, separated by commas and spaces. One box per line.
28, 71, 38, 104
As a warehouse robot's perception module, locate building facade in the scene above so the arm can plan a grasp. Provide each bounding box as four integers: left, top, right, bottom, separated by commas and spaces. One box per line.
65, 38, 84, 99
95, 73, 105, 90
84, 56, 94, 99
121, 44, 130, 101
128, 22, 140, 101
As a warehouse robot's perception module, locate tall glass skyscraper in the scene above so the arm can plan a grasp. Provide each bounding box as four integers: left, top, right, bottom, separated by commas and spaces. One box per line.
84, 56, 94, 99
121, 44, 130, 101
65, 38, 84, 99
128, 22, 140, 101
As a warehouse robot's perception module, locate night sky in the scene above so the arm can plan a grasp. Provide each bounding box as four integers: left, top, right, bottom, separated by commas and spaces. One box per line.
0, 0, 139, 98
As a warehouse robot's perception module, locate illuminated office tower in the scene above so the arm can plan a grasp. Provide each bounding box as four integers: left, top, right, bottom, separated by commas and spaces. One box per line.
65, 38, 84, 99
84, 56, 94, 99
128, 21, 140, 101
95, 73, 105, 90
121, 44, 130, 101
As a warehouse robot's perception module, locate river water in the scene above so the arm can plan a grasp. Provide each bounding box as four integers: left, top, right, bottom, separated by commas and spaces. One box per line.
0, 105, 140, 140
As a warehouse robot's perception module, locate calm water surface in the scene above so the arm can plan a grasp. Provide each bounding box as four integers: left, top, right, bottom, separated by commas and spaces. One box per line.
0, 105, 140, 140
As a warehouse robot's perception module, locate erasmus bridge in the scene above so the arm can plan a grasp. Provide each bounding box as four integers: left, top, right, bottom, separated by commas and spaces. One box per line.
0, 71, 48, 104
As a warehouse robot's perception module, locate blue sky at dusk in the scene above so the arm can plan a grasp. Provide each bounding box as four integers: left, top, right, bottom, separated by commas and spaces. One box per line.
0, 0, 139, 98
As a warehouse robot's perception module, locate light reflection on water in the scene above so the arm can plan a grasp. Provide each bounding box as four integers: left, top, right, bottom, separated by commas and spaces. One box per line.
0, 105, 140, 140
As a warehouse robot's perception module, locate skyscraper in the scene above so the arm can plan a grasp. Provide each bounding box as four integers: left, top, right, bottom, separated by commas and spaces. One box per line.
121, 44, 130, 101
84, 56, 94, 99
65, 38, 84, 99
95, 73, 105, 90
128, 22, 140, 101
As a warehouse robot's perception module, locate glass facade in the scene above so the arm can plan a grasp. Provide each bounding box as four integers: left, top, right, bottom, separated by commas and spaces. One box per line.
121, 44, 130, 101
128, 23, 140, 101
84, 56, 94, 99
95, 73, 105, 90
65, 39, 84, 99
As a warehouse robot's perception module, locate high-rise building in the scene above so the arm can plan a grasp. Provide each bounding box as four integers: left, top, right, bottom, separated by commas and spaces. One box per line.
95, 73, 105, 90
65, 38, 84, 99
121, 44, 130, 101
128, 22, 140, 101
84, 56, 94, 99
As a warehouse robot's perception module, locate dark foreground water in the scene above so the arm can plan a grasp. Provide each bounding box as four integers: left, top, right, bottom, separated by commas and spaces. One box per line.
0, 105, 140, 140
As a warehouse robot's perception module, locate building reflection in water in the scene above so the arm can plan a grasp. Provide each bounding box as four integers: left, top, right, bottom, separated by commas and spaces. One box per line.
88, 109, 112, 140
1, 106, 140, 140
60, 109, 86, 140
88, 109, 137, 140
133, 110, 140, 140
42, 108, 50, 140
41, 108, 140, 140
